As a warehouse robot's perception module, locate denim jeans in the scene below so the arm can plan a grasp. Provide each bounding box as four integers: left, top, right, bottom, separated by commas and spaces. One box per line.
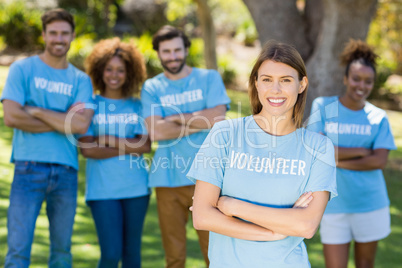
5, 161, 78, 268
87, 195, 150, 268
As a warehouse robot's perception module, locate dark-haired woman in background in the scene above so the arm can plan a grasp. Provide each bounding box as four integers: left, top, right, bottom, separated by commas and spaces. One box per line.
79, 38, 151, 268
308, 39, 396, 268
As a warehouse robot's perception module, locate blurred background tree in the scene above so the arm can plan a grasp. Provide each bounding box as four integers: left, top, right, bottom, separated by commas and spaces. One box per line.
243, 0, 379, 115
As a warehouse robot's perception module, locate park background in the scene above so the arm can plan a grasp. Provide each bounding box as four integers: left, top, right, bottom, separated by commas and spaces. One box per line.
0, 0, 401, 267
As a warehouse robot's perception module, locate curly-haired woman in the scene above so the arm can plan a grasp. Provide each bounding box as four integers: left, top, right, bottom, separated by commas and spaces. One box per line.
79, 37, 151, 268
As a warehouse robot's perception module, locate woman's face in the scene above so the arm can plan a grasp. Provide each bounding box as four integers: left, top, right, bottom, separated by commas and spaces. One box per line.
103, 56, 126, 93
255, 60, 306, 121
343, 62, 375, 105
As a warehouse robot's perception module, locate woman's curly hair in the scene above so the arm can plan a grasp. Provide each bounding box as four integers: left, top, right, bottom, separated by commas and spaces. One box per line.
340, 39, 379, 77
85, 37, 146, 98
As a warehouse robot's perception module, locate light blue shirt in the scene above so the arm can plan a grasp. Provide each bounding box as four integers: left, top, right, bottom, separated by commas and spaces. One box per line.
187, 116, 337, 268
307, 96, 396, 213
141, 68, 231, 187
82, 95, 150, 201
1, 55, 94, 169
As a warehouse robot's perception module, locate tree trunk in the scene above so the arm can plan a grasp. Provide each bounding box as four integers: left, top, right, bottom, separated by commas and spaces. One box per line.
305, 0, 378, 117
194, 0, 218, 70
242, 0, 378, 118
242, 0, 311, 60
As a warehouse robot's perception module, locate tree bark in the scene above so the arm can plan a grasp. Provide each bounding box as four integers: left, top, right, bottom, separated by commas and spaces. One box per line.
194, 0, 218, 70
242, 0, 378, 118
242, 0, 311, 60
305, 0, 378, 117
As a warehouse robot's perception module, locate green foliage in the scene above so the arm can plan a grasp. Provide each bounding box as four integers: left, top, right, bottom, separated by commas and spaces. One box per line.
211, 0, 257, 42
61, 0, 119, 38
165, 0, 193, 23
367, 0, 402, 102
186, 38, 205, 68
163, 0, 258, 46
0, 1, 42, 51
218, 54, 237, 85
235, 20, 258, 46
367, 0, 402, 73
67, 34, 96, 71
131, 33, 163, 78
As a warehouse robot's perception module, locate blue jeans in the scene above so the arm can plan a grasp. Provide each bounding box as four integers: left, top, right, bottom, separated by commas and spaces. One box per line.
5, 161, 78, 268
87, 195, 150, 268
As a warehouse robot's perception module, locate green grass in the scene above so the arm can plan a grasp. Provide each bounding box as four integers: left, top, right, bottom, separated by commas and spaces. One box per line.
0, 65, 401, 267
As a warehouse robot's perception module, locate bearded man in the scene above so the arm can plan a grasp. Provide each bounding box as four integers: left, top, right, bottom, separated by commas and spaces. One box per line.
141, 25, 230, 268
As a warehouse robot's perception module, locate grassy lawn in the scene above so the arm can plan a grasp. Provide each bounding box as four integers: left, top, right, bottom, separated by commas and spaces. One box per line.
0, 65, 401, 267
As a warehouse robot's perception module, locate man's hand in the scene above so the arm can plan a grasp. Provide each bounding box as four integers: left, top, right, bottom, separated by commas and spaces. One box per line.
24, 105, 42, 117
2, 100, 53, 133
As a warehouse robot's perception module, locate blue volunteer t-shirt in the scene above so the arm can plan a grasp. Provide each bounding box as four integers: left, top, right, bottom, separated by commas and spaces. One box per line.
82, 95, 150, 201
1, 55, 94, 169
187, 116, 337, 268
141, 68, 231, 187
307, 96, 396, 213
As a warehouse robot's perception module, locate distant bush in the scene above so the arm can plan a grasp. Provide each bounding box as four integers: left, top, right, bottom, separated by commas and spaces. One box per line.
68, 34, 96, 71
0, 1, 43, 51
235, 20, 258, 46
186, 38, 205, 68
131, 33, 163, 78
218, 54, 237, 85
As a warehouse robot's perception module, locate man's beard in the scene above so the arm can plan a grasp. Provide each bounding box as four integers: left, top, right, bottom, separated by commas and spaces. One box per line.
161, 58, 186, 75
45, 42, 70, 58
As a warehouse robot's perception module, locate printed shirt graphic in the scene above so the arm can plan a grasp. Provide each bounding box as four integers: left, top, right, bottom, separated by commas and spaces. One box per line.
141, 68, 231, 187
81, 95, 150, 201
1, 55, 94, 169
307, 96, 396, 213
187, 116, 337, 268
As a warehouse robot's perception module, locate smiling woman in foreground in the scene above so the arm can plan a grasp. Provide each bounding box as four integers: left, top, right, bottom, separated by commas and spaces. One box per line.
187, 40, 337, 268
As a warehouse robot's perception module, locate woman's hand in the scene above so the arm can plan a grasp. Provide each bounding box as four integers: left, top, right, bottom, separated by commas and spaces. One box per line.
293, 191, 314, 208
